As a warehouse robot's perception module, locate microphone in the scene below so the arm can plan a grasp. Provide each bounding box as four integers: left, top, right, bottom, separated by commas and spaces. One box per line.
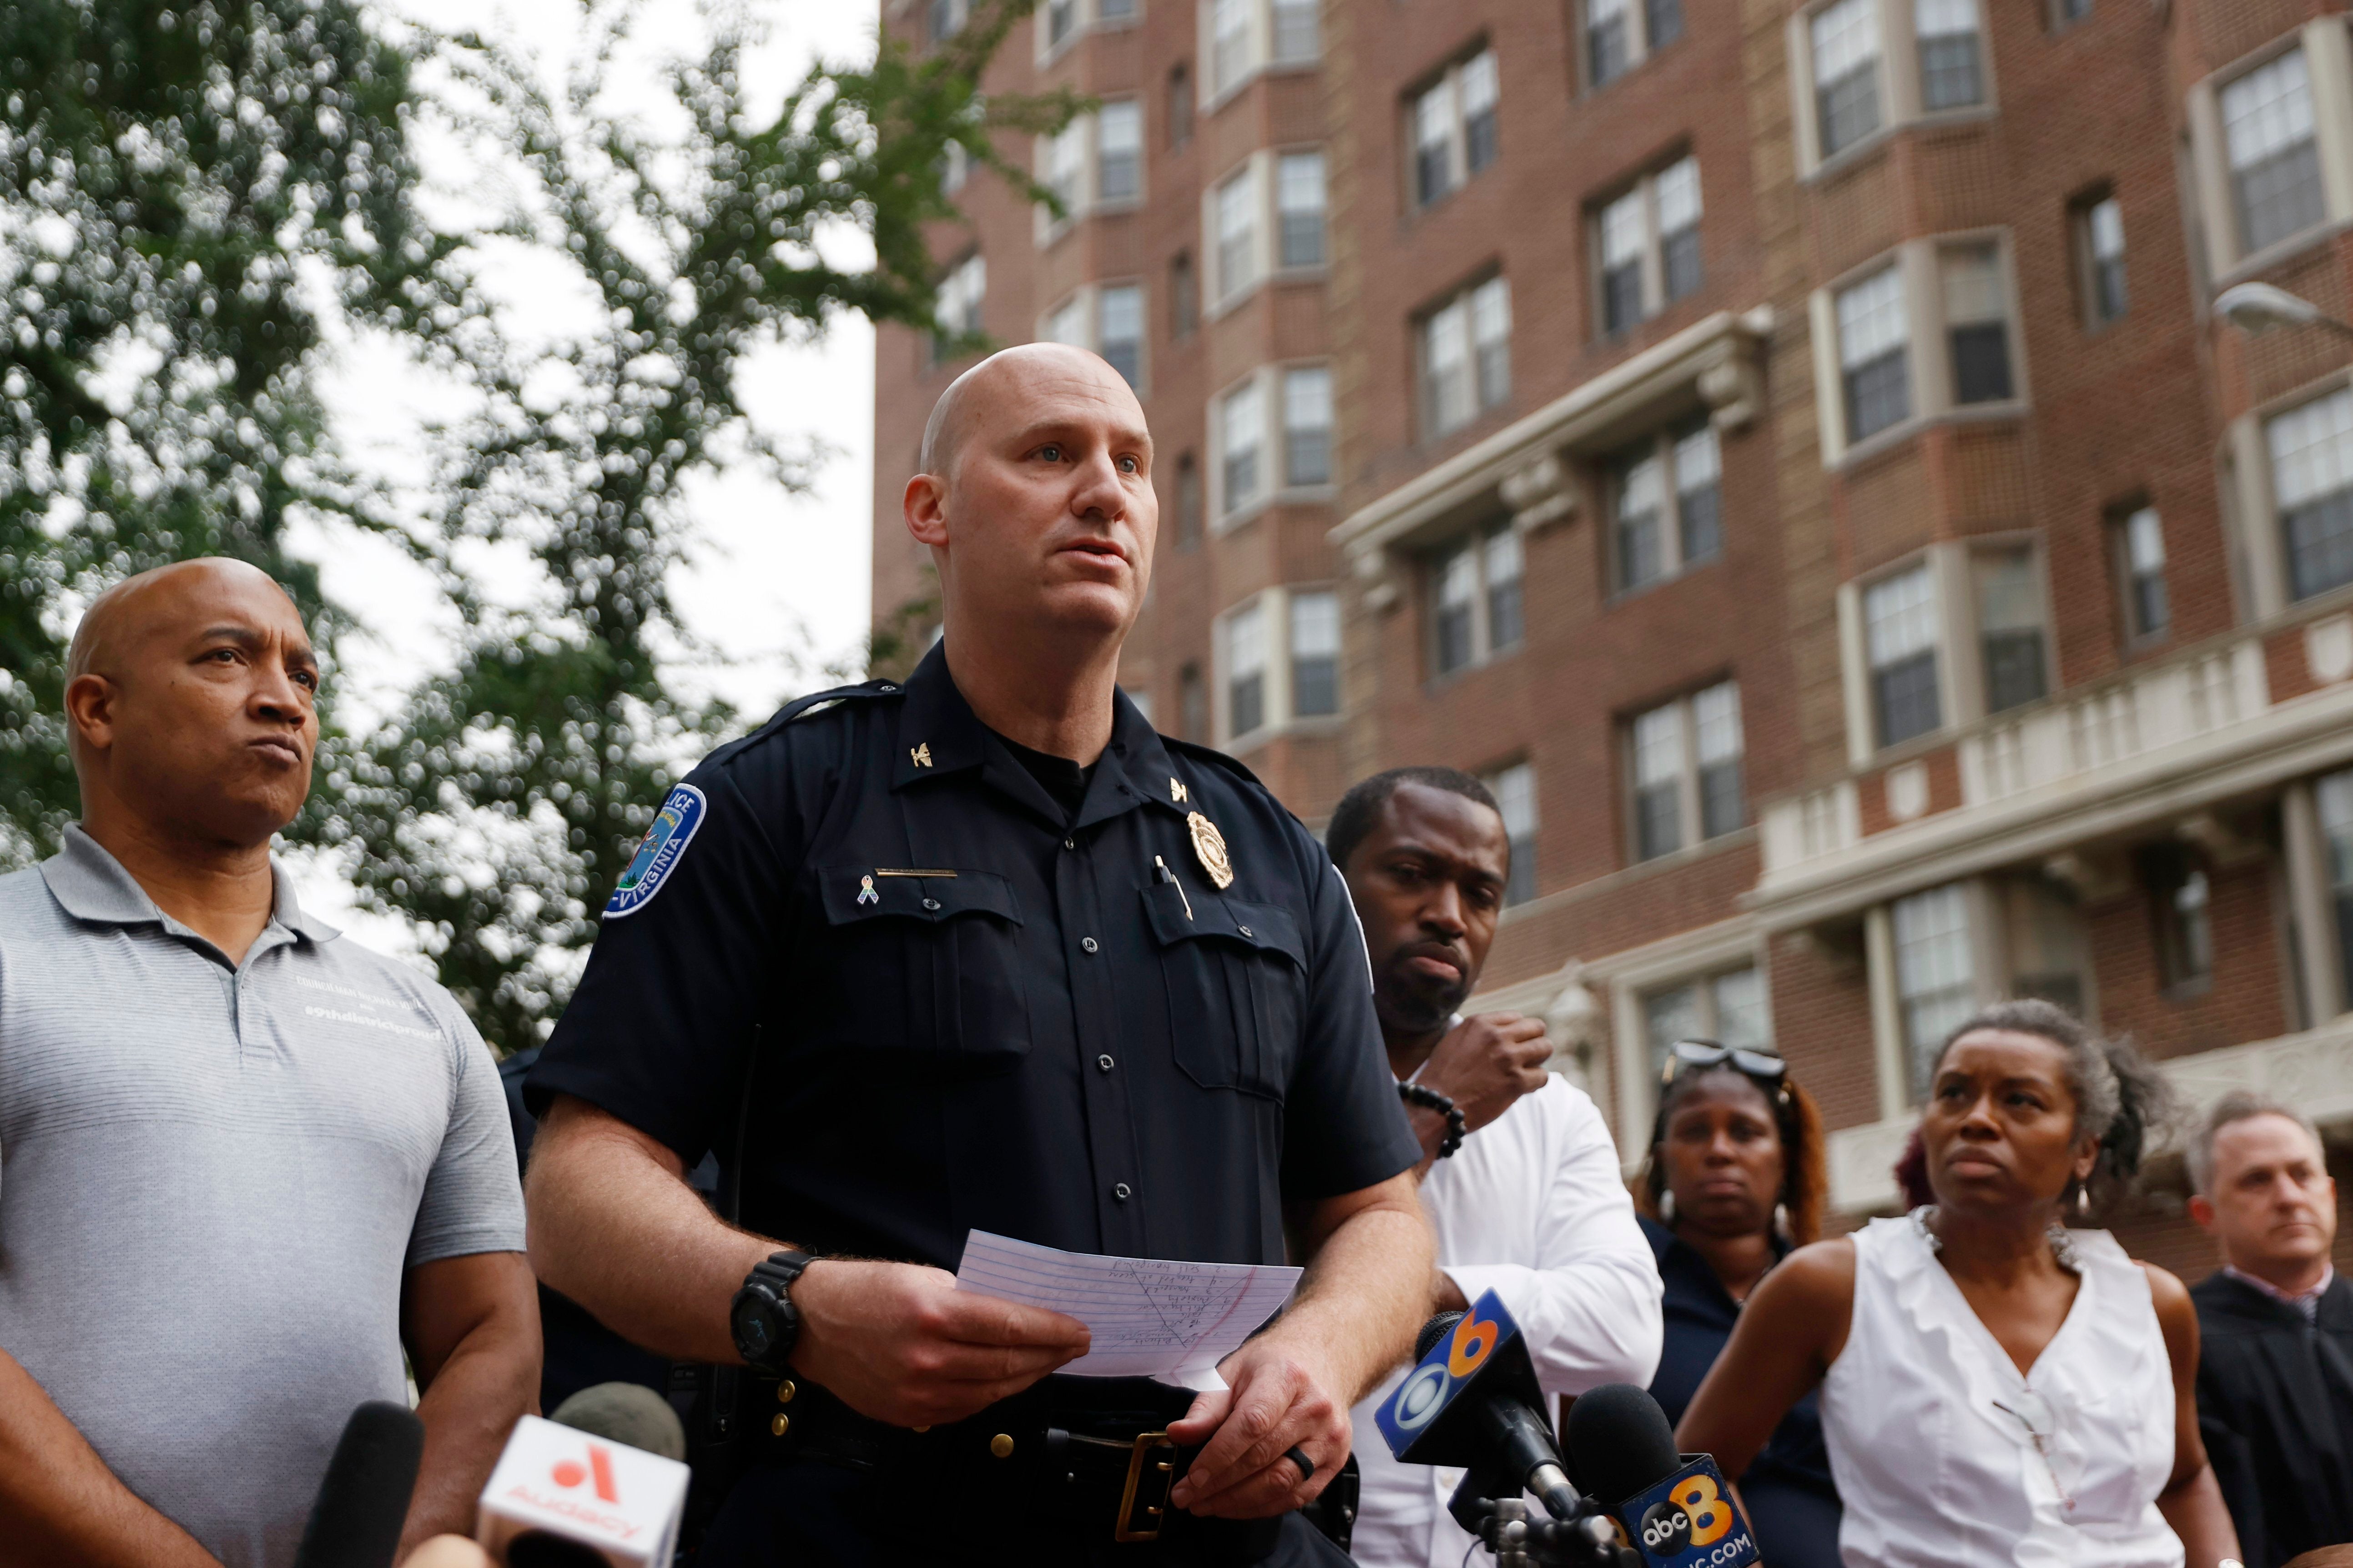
1563, 1384, 1759, 1568
292, 1401, 428, 1568
1377, 1293, 1579, 1525
474, 1394, 690, 1567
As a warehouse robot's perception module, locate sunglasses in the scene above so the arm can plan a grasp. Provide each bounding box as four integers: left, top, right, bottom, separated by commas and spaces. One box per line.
1660, 1039, 1789, 1087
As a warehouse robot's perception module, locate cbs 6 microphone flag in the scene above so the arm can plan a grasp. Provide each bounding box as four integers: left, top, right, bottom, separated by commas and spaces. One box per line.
476, 1413, 689, 1568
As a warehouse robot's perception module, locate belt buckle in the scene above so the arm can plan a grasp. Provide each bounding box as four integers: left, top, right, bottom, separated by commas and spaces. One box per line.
1114, 1429, 1178, 1543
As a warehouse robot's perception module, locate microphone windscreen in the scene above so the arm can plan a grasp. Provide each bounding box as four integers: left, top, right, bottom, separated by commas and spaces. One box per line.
1414, 1310, 1465, 1364
548, 1382, 687, 1463
293, 1401, 426, 1568
506, 1531, 611, 1568
1563, 1382, 1681, 1506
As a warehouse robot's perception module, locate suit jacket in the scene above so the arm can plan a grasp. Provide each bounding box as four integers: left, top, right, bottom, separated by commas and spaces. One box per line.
2192, 1269, 2353, 1568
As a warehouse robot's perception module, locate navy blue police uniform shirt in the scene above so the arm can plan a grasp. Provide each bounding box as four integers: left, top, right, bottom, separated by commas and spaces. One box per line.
527, 643, 1420, 1271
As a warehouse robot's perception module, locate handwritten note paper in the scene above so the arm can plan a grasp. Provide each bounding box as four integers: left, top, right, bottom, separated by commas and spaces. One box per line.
954, 1231, 1303, 1389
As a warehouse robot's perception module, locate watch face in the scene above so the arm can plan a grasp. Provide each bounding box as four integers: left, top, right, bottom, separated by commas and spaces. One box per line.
733, 1297, 772, 1357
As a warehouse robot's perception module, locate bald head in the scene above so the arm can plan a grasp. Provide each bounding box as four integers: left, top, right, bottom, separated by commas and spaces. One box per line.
68, 558, 300, 687
917, 342, 1136, 482
63, 557, 321, 851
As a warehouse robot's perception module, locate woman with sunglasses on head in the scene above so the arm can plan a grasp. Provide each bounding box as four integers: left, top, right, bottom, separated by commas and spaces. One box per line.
1676, 1000, 2242, 1568
1640, 1040, 1841, 1568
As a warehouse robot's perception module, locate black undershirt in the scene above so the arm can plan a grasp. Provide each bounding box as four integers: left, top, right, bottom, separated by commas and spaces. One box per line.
995, 732, 1096, 821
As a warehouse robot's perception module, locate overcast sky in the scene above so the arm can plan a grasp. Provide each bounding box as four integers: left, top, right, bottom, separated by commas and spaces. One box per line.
288, 0, 882, 954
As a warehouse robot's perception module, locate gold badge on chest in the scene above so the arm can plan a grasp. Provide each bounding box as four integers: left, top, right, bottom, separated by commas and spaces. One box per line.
1186, 810, 1234, 890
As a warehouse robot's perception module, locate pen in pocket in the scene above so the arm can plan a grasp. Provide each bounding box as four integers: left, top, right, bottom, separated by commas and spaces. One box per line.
1154, 855, 1194, 920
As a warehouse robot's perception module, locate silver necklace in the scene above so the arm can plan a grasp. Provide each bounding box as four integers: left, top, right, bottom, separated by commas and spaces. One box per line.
1910, 1204, 2081, 1274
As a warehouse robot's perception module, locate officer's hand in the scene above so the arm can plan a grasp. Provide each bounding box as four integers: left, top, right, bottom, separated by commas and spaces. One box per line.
1164, 1337, 1347, 1519
788, 1260, 1091, 1428
1417, 1012, 1551, 1143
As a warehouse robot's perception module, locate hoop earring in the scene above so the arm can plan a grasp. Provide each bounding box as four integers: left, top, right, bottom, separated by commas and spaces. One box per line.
1773, 1201, 1790, 1240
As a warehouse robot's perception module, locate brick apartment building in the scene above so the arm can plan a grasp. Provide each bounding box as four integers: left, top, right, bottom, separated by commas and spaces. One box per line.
869, 0, 2353, 1268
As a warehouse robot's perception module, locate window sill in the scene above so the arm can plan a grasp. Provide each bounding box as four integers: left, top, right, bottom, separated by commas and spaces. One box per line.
1607, 556, 1721, 606
1209, 484, 1334, 538
1803, 106, 1995, 186
1495, 824, 1758, 926
2213, 218, 2352, 295
1426, 639, 1526, 690
1225, 714, 1345, 751
1201, 59, 1320, 120
1834, 398, 2028, 472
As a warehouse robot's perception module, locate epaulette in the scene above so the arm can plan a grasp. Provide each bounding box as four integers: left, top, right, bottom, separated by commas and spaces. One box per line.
1162, 734, 1267, 791
700, 678, 907, 771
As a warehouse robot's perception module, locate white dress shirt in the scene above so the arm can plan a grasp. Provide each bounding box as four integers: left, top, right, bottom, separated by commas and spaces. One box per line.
1347, 1072, 1665, 1568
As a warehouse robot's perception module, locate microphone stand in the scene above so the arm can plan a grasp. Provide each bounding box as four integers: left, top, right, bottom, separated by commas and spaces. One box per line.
1447, 1476, 1639, 1568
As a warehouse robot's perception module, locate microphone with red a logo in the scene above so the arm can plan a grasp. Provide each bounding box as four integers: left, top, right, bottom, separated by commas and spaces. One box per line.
475, 1385, 690, 1567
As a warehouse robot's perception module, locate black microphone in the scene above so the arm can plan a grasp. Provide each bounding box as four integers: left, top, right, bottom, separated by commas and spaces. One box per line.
1563, 1384, 1759, 1568
292, 1401, 427, 1568
1381, 1300, 1579, 1525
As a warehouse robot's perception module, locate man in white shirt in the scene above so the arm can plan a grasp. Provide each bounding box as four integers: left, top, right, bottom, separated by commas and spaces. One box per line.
1327, 768, 1663, 1568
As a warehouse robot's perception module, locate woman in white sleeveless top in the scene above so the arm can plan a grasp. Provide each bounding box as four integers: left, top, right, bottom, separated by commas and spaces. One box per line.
1677, 1000, 2241, 1568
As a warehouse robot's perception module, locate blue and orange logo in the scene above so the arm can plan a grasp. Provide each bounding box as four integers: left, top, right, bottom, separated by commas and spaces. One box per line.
1377, 1292, 1517, 1455
606, 784, 707, 918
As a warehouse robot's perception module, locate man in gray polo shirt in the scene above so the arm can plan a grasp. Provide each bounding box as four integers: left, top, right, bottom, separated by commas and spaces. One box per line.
0, 559, 536, 1567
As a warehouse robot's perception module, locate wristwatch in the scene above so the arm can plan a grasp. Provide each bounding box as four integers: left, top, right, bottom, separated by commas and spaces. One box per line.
730, 1249, 816, 1372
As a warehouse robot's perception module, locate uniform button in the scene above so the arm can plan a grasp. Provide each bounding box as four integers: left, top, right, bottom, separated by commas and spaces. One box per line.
776, 1380, 796, 1404
1063, 838, 1076, 849
1113, 1182, 1132, 1201
1238, 925, 1254, 937
771, 1413, 791, 1437
1081, 936, 1099, 953
1098, 1054, 1115, 1072
922, 897, 941, 911
991, 1433, 1016, 1458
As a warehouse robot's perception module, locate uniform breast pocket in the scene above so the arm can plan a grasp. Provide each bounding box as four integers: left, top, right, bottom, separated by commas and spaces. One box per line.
818, 868, 1031, 1069
1140, 884, 1306, 1101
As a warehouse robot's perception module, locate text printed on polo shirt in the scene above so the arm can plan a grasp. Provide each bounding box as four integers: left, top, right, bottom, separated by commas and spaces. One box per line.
302, 1005, 443, 1044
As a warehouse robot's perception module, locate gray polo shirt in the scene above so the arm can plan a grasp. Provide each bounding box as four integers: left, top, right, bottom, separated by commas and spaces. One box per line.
0, 827, 524, 1568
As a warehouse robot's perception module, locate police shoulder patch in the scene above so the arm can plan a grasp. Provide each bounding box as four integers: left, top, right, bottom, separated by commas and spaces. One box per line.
605, 783, 708, 918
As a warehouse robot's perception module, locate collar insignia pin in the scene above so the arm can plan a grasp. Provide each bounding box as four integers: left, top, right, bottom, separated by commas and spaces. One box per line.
1169, 776, 1189, 804
909, 743, 933, 768
857, 874, 880, 905
1187, 811, 1234, 890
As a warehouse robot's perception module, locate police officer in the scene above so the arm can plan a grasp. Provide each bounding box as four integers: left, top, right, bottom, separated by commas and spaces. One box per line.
523, 343, 1432, 1567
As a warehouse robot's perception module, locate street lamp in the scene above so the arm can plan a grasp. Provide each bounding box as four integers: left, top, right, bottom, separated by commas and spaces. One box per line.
2215, 281, 2353, 337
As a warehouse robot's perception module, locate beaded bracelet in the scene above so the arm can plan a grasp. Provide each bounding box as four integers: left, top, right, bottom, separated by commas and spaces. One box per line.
1397, 1081, 1467, 1159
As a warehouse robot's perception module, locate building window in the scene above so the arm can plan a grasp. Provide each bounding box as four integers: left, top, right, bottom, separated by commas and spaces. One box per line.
1046, 0, 1078, 49
1100, 0, 1135, 22
1219, 379, 1263, 518
1099, 284, 1144, 387
1282, 367, 1332, 486
1041, 120, 1086, 224
1644, 965, 1769, 1074
2113, 503, 2169, 641
1810, 0, 1883, 159
1170, 250, 1198, 338
1277, 151, 1326, 267
1410, 48, 1501, 208
2076, 191, 2126, 327
1836, 264, 1910, 442
928, 0, 968, 43
1271, 0, 1317, 63
1627, 680, 1745, 862
1892, 883, 1976, 1097
1865, 561, 1940, 747
1169, 63, 1194, 147
1480, 760, 1539, 905
1098, 101, 1143, 203
1587, 0, 1678, 88
1211, 0, 1251, 95
2222, 48, 2326, 258
1913, 0, 1983, 112
1430, 520, 1523, 677
1594, 154, 1703, 337
941, 140, 971, 195
1215, 167, 1257, 303
1974, 545, 2046, 714
2143, 844, 2214, 992
2050, 0, 2088, 26
932, 252, 986, 363
1942, 244, 2011, 405
1289, 590, 1340, 717
1180, 662, 1207, 740
1174, 453, 1203, 551
1420, 276, 1512, 438
2267, 387, 2353, 602
1608, 419, 1722, 592
1041, 294, 1086, 347
1224, 600, 1267, 738
2316, 769, 2353, 1001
